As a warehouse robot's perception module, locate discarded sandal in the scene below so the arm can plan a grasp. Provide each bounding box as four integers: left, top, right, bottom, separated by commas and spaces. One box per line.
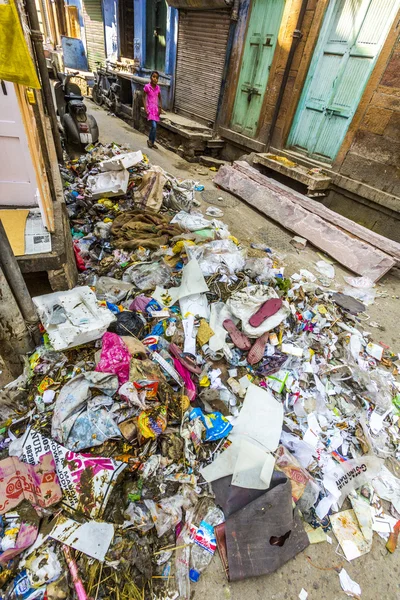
223, 319, 252, 351
169, 343, 202, 375
249, 298, 283, 328
247, 332, 270, 365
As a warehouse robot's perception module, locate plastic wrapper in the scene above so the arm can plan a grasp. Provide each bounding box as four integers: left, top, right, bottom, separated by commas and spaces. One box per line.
144, 494, 185, 537
95, 277, 134, 303
189, 407, 232, 441
123, 261, 172, 290
95, 332, 131, 385
187, 239, 245, 276
138, 406, 167, 438
124, 502, 154, 532
275, 445, 311, 502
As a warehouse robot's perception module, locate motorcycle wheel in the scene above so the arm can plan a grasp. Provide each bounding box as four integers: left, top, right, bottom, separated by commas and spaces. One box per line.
92, 84, 103, 106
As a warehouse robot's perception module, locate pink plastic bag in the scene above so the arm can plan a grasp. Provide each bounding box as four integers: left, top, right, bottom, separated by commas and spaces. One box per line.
173, 358, 196, 402
95, 332, 131, 384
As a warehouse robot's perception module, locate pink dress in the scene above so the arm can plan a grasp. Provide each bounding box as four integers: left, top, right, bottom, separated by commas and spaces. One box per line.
144, 83, 161, 121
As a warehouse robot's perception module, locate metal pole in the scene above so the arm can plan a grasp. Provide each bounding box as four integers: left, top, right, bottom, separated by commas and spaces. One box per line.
0, 220, 41, 344
24, 0, 64, 163
0, 266, 35, 355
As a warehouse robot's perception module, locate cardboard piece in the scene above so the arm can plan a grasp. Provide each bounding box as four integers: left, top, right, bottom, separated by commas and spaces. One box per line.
99, 150, 143, 171
214, 163, 395, 281
0, 454, 61, 514
0, 209, 29, 256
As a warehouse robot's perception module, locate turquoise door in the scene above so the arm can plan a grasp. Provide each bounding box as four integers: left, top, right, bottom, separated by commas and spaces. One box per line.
288, 0, 399, 162
230, 0, 285, 138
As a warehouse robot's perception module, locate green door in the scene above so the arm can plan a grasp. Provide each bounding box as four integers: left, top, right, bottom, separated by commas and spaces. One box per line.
288, 0, 399, 162
230, 0, 285, 137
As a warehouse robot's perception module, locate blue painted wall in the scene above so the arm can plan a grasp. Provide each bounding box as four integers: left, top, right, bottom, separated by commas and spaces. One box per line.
66, 0, 86, 51
103, 0, 118, 59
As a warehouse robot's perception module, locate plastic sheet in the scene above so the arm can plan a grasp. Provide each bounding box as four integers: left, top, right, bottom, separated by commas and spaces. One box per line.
123, 261, 172, 290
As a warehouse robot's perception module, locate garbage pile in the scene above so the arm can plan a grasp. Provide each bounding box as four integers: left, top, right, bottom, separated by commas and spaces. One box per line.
1, 143, 400, 599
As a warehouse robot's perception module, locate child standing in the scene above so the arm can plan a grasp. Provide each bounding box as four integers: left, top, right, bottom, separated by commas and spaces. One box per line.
143, 71, 162, 149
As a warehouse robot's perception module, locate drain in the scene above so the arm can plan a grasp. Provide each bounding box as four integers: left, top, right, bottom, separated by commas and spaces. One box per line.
201, 189, 240, 208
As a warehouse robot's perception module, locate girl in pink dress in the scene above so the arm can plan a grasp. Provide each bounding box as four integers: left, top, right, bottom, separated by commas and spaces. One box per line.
143, 71, 162, 149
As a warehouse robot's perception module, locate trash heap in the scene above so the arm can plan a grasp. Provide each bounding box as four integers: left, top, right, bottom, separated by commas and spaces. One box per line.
1, 143, 400, 599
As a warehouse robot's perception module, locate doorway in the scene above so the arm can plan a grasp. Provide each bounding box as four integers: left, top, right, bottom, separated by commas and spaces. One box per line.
230, 0, 285, 138
118, 0, 134, 59
287, 0, 400, 162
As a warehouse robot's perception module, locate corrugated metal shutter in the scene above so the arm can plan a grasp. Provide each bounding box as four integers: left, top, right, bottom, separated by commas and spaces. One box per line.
174, 10, 231, 124
82, 0, 106, 71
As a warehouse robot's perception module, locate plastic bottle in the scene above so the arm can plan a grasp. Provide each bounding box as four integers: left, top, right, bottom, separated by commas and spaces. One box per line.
189, 506, 224, 582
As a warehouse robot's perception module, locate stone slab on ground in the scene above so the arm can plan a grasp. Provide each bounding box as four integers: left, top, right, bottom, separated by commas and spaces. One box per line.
214, 163, 395, 281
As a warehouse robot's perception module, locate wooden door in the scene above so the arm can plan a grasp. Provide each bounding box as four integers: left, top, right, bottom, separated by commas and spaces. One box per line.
230, 0, 285, 137
0, 81, 39, 207
288, 0, 399, 162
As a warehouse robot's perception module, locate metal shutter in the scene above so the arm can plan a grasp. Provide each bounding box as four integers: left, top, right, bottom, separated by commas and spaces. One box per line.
82, 0, 106, 71
174, 10, 231, 124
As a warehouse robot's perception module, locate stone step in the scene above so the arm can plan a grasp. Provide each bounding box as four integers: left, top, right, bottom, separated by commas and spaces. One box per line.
254, 152, 331, 193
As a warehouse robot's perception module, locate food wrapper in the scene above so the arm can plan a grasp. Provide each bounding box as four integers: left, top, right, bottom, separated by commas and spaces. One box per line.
138, 406, 167, 438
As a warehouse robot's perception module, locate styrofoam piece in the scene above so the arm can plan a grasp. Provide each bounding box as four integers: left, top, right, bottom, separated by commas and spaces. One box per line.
33, 286, 115, 350
87, 170, 129, 199
99, 150, 143, 171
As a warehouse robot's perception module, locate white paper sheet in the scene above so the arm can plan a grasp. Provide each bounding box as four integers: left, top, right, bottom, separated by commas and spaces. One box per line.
339, 569, 361, 598
231, 383, 283, 452
183, 315, 196, 355
200, 441, 240, 482
180, 293, 210, 319
50, 515, 114, 561
232, 440, 275, 489
153, 259, 209, 308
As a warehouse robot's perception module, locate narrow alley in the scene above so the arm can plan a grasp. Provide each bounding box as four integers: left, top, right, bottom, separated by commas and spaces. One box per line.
0, 0, 400, 598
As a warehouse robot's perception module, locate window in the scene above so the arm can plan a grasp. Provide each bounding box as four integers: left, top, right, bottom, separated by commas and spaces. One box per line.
145, 0, 167, 72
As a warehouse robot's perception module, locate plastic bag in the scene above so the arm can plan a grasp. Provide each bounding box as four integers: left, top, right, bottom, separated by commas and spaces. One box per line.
315, 260, 335, 279
244, 257, 274, 282
144, 495, 185, 537
123, 261, 172, 290
165, 179, 197, 212
187, 240, 245, 276
171, 211, 211, 232
108, 311, 145, 338
95, 333, 131, 384
124, 502, 154, 532
95, 277, 134, 303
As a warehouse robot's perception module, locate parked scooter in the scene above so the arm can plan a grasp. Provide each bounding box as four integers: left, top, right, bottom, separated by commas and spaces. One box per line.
54, 71, 99, 150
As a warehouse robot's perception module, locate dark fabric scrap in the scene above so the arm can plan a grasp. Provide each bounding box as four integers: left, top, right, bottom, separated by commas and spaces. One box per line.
212, 471, 309, 581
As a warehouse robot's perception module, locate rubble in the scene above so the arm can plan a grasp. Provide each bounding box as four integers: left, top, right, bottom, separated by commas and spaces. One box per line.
0, 141, 400, 599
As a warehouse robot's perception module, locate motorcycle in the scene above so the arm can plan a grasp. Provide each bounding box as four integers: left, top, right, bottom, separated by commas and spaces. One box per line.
91, 61, 121, 114
54, 71, 99, 150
